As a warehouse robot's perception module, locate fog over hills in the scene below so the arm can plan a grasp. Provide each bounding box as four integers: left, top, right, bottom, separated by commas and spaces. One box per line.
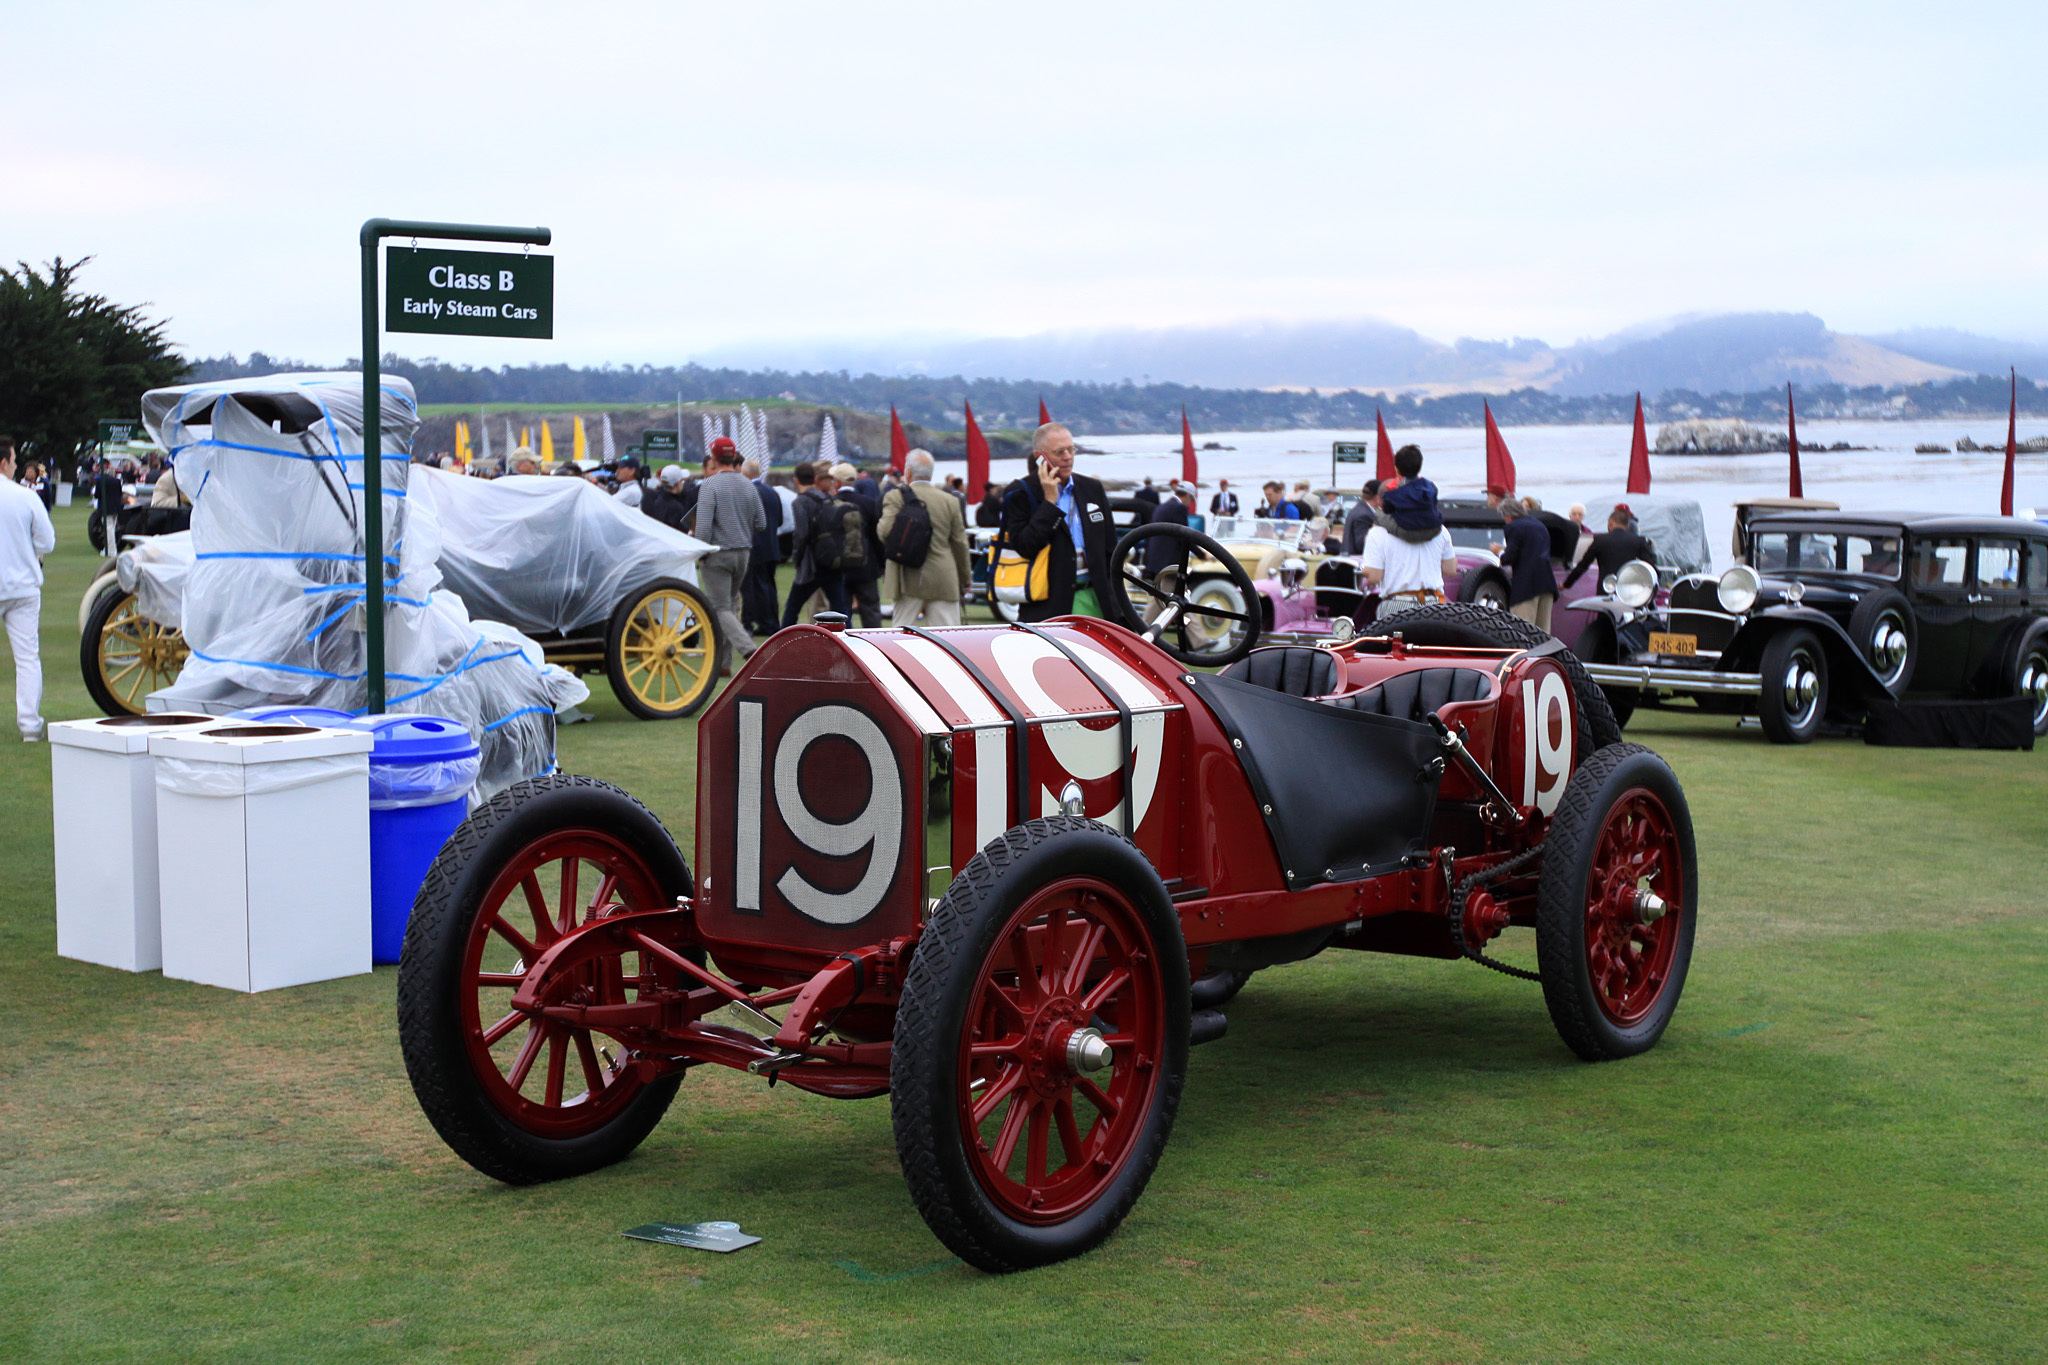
700, 312, 2048, 397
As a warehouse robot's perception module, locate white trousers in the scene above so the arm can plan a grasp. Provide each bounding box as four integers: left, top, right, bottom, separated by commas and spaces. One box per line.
890, 596, 962, 628
1, 594, 42, 735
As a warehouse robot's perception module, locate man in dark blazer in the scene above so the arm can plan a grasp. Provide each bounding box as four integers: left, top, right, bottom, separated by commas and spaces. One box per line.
741, 458, 783, 636
1000, 423, 1116, 623
1562, 504, 1657, 592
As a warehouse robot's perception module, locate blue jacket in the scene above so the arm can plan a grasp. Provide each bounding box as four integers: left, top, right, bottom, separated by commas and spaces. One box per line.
1499, 515, 1556, 606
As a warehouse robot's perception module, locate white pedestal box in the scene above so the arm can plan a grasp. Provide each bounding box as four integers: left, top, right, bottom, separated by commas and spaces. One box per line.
151, 723, 375, 993
49, 713, 228, 971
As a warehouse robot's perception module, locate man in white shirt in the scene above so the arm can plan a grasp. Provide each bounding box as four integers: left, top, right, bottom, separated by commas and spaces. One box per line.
0, 440, 57, 740
1361, 519, 1456, 605
612, 458, 644, 508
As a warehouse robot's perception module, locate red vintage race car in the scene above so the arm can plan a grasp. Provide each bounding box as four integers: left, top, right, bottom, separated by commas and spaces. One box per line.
397, 527, 1698, 1273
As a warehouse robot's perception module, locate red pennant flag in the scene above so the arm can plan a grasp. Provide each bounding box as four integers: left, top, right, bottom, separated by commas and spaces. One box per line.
2002, 368, 2018, 517
1787, 383, 1804, 498
964, 401, 990, 503
1375, 409, 1396, 483
1038, 397, 1053, 428
1627, 393, 1652, 496
1180, 407, 1198, 486
1483, 403, 1516, 497
888, 404, 909, 476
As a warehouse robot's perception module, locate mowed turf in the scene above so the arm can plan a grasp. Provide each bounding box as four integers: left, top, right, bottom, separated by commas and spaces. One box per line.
1, 501, 2042, 1363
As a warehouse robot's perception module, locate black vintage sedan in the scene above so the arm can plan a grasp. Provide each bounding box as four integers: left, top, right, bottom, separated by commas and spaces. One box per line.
1579, 512, 2048, 743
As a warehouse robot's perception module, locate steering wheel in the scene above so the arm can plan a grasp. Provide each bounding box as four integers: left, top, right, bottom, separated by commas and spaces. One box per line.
1106, 521, 1263, 667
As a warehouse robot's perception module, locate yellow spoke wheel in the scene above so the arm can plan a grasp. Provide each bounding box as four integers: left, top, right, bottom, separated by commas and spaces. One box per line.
81, 589, 189, 717
603, 578, 722, 720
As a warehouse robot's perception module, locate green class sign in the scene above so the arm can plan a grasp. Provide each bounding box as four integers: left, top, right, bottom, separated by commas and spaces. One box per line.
642, 430, 681, 455
385, 246, 553, 339
1333, 441, 1370, 463
98, 418, 146, 448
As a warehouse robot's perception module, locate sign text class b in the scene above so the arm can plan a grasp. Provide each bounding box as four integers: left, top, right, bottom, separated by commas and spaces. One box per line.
1333, 441, 1370, 463
385, 246, 553, 340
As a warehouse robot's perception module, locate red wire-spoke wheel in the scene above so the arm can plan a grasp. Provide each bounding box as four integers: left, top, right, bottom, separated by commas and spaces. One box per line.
398, 775, 696, 1184
1535, 743, 1699, 1061
893, 816, 1190, 1273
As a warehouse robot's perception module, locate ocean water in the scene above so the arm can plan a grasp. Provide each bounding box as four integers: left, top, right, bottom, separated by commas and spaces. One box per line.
980, 418, 2048, 572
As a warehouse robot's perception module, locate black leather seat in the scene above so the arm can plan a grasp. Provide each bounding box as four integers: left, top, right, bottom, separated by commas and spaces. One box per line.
1327, 667, 1492, 721
1220, 646, 1338, 698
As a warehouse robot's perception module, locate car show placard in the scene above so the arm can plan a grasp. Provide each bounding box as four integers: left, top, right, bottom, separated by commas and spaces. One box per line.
384, 246, 553, 340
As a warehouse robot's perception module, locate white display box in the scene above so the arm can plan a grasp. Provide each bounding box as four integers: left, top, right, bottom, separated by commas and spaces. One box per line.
50, 713, 228, 972
151, 723, 375, 993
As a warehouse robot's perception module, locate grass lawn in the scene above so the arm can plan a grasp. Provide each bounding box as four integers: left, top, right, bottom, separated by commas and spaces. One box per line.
2, 501, 2043, 1363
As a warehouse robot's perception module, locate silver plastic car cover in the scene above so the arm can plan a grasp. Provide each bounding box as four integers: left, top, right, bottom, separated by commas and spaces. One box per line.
408, 466, 709, 634
134, 372, 587, 798
1580, 495, 1711, 577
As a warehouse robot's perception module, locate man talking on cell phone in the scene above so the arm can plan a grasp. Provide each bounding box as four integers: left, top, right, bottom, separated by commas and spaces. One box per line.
999, 423, 1116, 623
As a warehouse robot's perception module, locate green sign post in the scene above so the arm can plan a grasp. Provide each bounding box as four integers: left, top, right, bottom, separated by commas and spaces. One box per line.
1332, 440, 1369, 486
360, 218, 550, 712
642, 430, 680, 458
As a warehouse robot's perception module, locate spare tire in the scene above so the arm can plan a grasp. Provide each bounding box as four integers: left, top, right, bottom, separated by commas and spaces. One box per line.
1363, 601, 1624, 753
1846, 588, 1916, 696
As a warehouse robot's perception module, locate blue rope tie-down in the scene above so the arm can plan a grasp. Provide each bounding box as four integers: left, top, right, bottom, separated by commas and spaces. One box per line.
169, 437, 411, 465
484, 705, 553, 732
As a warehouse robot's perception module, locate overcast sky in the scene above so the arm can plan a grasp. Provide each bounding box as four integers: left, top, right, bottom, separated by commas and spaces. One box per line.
7, 1, 2045, 369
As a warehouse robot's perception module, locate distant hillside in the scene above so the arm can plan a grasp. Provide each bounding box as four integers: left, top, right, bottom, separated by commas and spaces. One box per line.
1864, 327, 2048, 384
1547, 312, 1964, 396
185, 352, 2048, 444
703, 311, 1994, 400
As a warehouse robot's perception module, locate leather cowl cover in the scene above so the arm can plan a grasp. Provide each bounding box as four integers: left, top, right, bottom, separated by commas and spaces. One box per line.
1185, 671, 1443, 890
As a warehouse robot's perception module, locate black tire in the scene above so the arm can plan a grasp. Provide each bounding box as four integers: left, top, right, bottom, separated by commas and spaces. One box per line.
1756, 627, 1828, 744
87, 509, 106, 554
892, 816, 1191, 1273
2007, 627, 2048, 738
1455, 570, 1510, 611
1576, 617, 1639, 729
603, 577, 722, 720
1190, 968, 1253, 1010
1364, 601, 1624, 753
1535, 743, 1698, 1061
396, 774, 693, 1185
1106, 521, 1262, 668
81, 586, 186, 718
1846, 589, 1916, 696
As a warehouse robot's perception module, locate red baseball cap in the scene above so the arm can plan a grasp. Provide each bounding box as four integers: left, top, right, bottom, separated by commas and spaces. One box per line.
709, 437, 739, 457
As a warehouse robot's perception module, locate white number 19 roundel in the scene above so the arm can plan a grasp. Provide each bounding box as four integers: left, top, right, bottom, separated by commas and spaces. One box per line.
1520, 671, 1572, 816
735, 701, 902, 925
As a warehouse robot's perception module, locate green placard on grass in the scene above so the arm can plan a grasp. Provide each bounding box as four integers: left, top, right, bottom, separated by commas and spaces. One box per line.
385, 246, 553, 339
622, 1221, 761, 1253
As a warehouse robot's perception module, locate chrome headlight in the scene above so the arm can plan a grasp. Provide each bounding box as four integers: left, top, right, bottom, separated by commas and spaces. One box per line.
1601, 573, 1619, 595
1614, 559, 1657, 609
1717, 564, 1761, 614
1783, 580, 1806, 605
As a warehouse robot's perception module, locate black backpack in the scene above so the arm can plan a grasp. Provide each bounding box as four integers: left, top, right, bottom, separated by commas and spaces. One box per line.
811, 497, 870, 574
881, 489, 933, 568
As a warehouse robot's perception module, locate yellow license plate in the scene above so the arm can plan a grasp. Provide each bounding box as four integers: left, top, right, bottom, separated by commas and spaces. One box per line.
1648, 632, 1698, 657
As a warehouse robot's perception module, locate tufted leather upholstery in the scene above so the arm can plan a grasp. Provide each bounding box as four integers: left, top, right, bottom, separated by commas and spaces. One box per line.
1220, 646, 1339, 698
1326, 667, 1492, 721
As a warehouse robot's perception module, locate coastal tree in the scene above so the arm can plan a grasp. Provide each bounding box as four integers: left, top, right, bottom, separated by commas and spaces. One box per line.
0, 257, 187, 478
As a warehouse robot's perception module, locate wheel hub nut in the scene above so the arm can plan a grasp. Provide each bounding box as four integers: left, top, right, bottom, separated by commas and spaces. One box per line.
1634, 889, 1669, 923
1064, 1026, 1113, 1074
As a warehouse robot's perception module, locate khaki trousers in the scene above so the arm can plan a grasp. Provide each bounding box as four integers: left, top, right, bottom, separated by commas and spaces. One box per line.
1511, 593, 1555, 633
889, 596, 962, 628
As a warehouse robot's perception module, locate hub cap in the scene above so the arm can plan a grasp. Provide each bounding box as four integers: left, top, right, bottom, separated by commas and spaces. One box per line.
1867, 612, 1910, 688
1781, 647, 1822, 726
2023, 650, 2048, 727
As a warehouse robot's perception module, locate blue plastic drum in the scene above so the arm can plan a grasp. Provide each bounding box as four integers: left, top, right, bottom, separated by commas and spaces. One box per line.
354, 715, 480, 964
